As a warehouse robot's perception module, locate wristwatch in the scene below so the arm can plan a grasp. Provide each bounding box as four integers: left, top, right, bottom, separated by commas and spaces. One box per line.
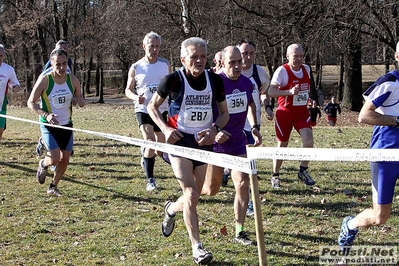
213, 124, 221, 132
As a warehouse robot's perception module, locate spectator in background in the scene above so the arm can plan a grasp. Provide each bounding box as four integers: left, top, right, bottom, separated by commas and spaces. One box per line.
125, 31, 172, 191
0, 44, 21, 142
323, 96, 341, 126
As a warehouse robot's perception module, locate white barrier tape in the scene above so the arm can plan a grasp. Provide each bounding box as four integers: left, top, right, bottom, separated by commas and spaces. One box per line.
247, 147, 399, 162
1, 114, 256, 174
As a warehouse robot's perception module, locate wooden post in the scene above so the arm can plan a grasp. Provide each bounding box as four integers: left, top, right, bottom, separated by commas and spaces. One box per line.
249, 159, 267, 265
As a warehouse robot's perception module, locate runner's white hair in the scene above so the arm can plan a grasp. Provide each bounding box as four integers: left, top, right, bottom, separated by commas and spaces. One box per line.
180, 37, 207, 57
143, 31, 161, 45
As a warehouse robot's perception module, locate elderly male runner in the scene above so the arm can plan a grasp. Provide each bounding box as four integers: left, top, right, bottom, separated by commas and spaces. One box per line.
268, 43, 316, 189
211, 51, 223, 73
125, 31, 171, 191
148, 37, 228, 264
202, 46, 262, 246
28, 49, 85, 196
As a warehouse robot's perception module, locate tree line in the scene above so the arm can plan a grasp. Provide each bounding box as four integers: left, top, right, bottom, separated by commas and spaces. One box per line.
0, 0, 398, 111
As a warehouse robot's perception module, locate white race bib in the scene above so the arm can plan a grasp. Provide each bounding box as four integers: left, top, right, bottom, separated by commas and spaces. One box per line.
51, 91, 73, 109
226, 92, 247, 114
293, 85, 309, 106
143, 83, 159, 98
183, 105, 212, 127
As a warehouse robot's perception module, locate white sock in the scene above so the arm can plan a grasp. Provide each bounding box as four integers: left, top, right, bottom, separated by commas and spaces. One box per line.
347, 219, 357, 231
192, 242, 202, 252
166, 203, 175, 216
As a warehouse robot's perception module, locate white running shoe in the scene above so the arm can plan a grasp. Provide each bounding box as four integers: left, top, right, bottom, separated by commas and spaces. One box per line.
47, 186, 62, 197
161, 201, 175, 237
193, 244, 213, 265
146, 178, 156, 191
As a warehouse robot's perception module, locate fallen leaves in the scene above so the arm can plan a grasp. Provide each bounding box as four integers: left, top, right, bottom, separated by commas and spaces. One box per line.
220, 225, 228, 236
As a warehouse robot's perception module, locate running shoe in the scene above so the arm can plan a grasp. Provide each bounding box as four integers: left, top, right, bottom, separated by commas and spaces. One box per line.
162, 201, 175, 237
47, 186, 62, 197
234, 231, 256, 246
246, 203, 254, 217
36, 137, 44, 156
193, 244, 213, 265
271, 176, 280, 189
338, 216, 358, 248
221, 172, 230, 187
146, 178, 156, 191
298, 169, 316, 185
36, 159, 48, 184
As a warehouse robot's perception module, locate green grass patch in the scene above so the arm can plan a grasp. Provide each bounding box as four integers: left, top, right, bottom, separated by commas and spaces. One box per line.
0, 104, 397, 265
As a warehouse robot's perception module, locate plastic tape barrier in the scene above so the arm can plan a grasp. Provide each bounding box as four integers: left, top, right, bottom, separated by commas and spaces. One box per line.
1, 114, 256, 174
247, 147, 399, 162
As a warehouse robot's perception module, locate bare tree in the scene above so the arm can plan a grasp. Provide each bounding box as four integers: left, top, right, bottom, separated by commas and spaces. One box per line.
0, 0, 398, 109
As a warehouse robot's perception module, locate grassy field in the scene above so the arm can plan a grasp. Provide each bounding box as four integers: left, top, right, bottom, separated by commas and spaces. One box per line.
320, 64, 395, 84
0, 103, 398, 266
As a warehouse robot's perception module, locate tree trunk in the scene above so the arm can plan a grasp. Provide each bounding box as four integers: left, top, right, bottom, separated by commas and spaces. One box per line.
18, 43, 30, 106
32, 43, 43, 82
81, 72, 86, 98
314, 49, 322, 89
36, 26, 47, 68
85, 56, 93, 94
343, 38, 363, 111
95, 60, 100, 97
62, 3, 68, 40
121, 61, 129, 93
53, 0, 60, 41
22, 32, 33, 94
98, 67, 105, 103
338, 54, 344, 102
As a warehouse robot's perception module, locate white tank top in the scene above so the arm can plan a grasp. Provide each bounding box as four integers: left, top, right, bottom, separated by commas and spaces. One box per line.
242, 66, 261, 130
134, 57, 169, 114
176, 69, 213, 134
40, 74, 74, 125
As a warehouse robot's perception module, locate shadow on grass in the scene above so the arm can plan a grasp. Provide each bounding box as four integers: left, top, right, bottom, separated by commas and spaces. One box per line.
208, 261, 241, 265
62, 176, 150, 202
287, 233, 335, 246
0, 161, 34, 173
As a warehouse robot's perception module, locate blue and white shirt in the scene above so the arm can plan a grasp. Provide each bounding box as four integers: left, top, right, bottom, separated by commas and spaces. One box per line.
363, 70, 399, 150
